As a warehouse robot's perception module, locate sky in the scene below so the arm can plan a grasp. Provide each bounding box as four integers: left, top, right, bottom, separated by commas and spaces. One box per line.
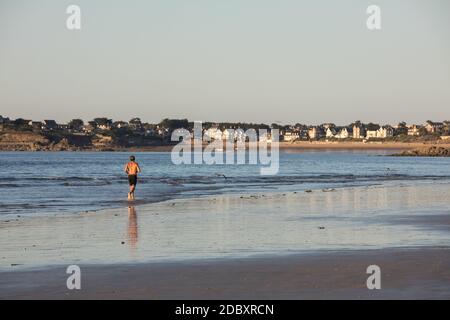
0, 0, 449, 125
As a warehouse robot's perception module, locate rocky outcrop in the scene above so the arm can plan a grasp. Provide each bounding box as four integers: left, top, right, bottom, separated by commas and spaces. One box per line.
0, 130, 166, 151
91, 134, 116, 151
0, 132, 50, 151
0, 131, 87, 151
48, 138, 80, 151
394, 146, 450, 157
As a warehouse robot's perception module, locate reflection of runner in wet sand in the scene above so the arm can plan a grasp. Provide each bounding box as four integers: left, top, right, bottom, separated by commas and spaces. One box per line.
127, 206, 138, 249
124, 155, 141, 200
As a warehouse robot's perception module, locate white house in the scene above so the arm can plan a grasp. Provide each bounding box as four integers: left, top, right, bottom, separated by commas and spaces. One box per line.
424, 121, 444, 134
326, 128, 336, 138
172, 128, 191, 139
308, 127, 318, 139
407, 124, 420, 136
335, 128, 350, 139
366, 130, 378, 139
283, 131, 299, 142
222, 129, 236, 141
259, 131, 272, 143
28, 121, 43, 130
366, 126, 394, 139
204, 127, 223, 140
353, 125, 365, 139
235, 129, 246, 142
377, 126, 394, 138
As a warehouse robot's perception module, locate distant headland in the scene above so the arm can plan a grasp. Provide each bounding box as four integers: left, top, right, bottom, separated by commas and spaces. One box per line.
1, 115, 449, 151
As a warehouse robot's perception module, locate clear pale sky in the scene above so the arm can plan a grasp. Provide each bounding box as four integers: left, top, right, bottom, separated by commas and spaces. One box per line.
1, 0, 449, 125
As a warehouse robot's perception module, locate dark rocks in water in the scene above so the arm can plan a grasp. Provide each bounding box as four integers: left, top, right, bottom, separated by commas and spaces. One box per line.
305, 190, 313, 193
318, 226, 325, 230
394, 146, 450, 157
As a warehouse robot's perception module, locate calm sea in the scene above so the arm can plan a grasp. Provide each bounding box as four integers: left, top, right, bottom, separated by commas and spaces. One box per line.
1, 150, 450, 218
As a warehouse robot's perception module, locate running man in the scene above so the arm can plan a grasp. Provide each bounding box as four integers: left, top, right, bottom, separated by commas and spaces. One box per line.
124, 155, 141, 200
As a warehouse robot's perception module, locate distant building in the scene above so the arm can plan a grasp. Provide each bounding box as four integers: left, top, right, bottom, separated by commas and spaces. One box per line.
377, 126, 394, 138
326, 127, 337, 138
93, 118, 113, 131
322, 123, 336, 130
366, 126, 394, 139
0, 116, 10, 131
172, 128, 191, 140
308, 127, 318, 139
14, 119, 31, 127
83, 123, 96, 133
295, 128, 309, 140
407, 124, 421, 136
113, 121, 129, 129
43, 120, 58, 130
156, 127, 169, 137
258, 130, 272, 143
308, 126, 325, 139
353, 125, 366, 139
204, 127, 222, 140
236, 129, 246, 142
98, 124, 111, 130
222, 129, 234, 141
444, 120, 450, 129
366, 130, 378, 139
335, 127, 351, 139
283, 131, 299, 142
424, 121, 444, 134
28, 121, 43, 130
0, 115, 10, 124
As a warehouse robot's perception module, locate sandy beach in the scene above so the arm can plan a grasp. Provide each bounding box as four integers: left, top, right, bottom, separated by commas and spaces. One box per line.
279, 141, 450, 151
95, 141, 450, 152
1, 247, 449, 300
1, 182, 450, 299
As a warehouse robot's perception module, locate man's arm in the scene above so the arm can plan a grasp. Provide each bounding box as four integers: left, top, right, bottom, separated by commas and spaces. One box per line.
124, 163, 129, 174
137, 163, 141, 173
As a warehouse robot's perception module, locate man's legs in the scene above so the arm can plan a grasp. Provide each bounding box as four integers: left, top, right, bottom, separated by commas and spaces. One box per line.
129, 184, 136, 200
128, 175, 137, 200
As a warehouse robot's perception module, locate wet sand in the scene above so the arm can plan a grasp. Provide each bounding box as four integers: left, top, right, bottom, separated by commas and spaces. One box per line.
1, 183, 450, 299
1, 247, 449, 299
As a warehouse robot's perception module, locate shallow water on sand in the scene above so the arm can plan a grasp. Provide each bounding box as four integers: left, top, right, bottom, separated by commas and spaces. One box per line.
1, 183, 450, 270
1, 151, 450, 218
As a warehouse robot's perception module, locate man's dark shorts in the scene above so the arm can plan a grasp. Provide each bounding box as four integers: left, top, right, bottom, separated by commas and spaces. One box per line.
128, 175, 137, 186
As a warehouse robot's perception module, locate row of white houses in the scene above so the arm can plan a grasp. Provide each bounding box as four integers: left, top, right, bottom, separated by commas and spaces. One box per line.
190, 125, 395, 142
324, 126, 394, 140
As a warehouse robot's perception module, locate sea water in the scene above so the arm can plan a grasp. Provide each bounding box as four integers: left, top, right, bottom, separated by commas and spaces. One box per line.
0, 150, 449, 219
